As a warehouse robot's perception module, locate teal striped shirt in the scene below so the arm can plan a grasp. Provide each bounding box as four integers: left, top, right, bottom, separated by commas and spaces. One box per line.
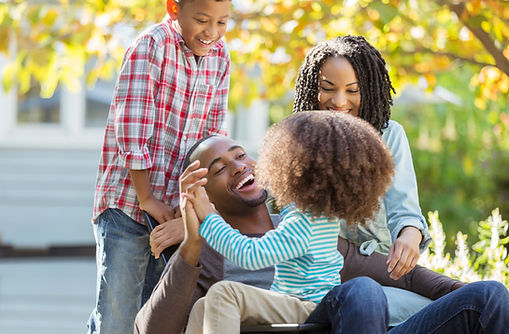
199, 204, 343, 303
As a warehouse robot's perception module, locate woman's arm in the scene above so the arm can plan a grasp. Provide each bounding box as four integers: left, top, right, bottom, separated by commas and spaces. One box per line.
382, 121, 432, 278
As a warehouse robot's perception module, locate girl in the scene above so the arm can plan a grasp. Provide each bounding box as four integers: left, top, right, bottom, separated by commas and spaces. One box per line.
183, 111, 395, 333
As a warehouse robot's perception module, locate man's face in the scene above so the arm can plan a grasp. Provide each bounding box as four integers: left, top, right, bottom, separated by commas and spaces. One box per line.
172, 0, 230, 57
191, 136, 267, 212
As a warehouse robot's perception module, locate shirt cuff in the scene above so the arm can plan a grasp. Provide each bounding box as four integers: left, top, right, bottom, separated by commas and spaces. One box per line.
119, 146, 153, 170
199, 212, 222, 238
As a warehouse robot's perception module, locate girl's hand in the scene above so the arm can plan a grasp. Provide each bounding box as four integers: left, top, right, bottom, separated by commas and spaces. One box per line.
387, 226, 422, 280
150, 217, 184, 259
186, 186, 215, 222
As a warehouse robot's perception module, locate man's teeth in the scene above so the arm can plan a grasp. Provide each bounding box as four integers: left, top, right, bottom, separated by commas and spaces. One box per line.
235, 174, 254, 190
200, 39, 212, 45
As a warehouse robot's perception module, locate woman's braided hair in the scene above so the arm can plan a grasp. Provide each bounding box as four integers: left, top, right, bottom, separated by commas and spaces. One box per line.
293, 35, 396, 132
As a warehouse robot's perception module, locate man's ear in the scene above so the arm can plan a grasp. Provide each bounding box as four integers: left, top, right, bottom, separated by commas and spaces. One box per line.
166, 0, 178, 20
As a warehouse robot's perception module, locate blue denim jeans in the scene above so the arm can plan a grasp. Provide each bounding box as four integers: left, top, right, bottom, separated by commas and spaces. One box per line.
305, 276, 389, 334
87, 209, 164, 334
389, 280, 509, 333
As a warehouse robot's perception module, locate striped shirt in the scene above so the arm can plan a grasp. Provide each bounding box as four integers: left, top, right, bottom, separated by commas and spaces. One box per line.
199, 205, 343, 303
93, 17, 230, 223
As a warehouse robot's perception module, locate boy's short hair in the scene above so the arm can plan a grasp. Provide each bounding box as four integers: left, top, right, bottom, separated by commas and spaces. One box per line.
174, 0, 230, 6
256, 111, 394, 225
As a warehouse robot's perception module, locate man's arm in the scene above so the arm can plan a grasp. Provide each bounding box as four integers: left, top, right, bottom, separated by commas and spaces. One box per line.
134, 251, 202, 334
338, 237, 463, 300
135, 161, 211, 334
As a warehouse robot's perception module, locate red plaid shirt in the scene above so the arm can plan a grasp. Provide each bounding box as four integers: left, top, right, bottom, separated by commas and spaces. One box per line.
93, 17, 229, 223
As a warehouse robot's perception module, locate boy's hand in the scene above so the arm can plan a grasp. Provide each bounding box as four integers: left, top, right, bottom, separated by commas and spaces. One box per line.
139, 197, 175, 225
150, 217, 184, 259
387, 226, 422, 280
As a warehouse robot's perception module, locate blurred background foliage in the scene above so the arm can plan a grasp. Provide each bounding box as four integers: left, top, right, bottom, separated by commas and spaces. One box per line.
1, 0, 508, 250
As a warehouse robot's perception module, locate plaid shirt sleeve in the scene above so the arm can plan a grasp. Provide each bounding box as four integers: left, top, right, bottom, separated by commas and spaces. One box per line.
204, 47, 230, 137
113, 35, 162, 170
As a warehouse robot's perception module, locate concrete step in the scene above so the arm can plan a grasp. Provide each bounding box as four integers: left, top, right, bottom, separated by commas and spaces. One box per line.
0, 205, 95, 246
0, 259, 96, 334
0, 148, 99, 246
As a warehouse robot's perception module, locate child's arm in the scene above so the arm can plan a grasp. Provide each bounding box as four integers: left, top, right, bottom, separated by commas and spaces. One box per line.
130, 169, 177, 223
113, 34, 179, 224
195, 208, 312, 271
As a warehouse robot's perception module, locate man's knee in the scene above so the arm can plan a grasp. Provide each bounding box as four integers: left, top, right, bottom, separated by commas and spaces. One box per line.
344, 277, 384, 294
326, 277, 386, 308
471, 280, 509, 302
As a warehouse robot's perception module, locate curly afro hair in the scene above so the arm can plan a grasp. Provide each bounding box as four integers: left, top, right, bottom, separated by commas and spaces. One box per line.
293, 35, 395, 133
256, 110, 394, 225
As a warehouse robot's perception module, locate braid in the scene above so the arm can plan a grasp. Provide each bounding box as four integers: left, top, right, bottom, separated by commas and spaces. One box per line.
293, 35, 396, 133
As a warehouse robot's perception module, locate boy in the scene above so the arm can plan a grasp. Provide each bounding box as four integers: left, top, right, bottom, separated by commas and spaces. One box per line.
88, 1, 231, 333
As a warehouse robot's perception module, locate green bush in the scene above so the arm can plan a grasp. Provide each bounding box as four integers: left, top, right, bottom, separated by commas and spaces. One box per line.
419, 209, 508, 288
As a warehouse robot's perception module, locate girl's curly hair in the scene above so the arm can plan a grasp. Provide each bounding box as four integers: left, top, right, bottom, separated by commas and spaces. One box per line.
256, 111, 394, 225
293, 35, 395, 133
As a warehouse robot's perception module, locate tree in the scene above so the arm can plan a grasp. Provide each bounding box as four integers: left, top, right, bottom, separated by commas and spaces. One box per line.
1, 0, 507, 107
1, 0, 508, 244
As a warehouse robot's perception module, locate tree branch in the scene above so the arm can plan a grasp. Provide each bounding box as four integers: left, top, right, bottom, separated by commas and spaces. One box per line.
447, 1, 509, 76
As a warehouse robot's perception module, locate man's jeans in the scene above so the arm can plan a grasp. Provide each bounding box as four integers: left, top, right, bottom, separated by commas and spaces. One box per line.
87, 209, 164, 334
306, 279, 509, 334
305, 276, 389, 334
390, 280, 509, 333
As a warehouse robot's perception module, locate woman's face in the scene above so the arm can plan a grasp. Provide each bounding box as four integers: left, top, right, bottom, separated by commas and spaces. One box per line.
317, 56, 361, 117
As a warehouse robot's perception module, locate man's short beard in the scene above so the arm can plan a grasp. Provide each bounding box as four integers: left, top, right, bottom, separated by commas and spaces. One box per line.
243, 189, 268, 207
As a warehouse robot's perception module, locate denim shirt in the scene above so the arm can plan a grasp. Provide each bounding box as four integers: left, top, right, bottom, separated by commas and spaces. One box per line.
338, 120, 432, 255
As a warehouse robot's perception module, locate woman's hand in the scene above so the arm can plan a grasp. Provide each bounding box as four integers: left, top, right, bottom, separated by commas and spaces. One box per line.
387, 226, 422, 280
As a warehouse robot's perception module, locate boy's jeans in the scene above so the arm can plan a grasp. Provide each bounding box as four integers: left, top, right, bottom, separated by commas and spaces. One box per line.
390, 281, 509, 333
87, 209, 164, 334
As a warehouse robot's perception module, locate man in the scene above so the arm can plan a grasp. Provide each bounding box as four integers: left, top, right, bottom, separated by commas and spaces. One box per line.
135, 135, 504, 334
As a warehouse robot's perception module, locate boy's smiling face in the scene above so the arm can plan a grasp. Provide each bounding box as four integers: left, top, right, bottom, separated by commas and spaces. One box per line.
170, 0, 231, 56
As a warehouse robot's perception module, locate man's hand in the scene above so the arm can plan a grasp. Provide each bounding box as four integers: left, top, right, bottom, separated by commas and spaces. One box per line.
387, 226, 422, 280
150, 217, 184, 259
179, 183, 204, 266
179, 160, 211, 221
